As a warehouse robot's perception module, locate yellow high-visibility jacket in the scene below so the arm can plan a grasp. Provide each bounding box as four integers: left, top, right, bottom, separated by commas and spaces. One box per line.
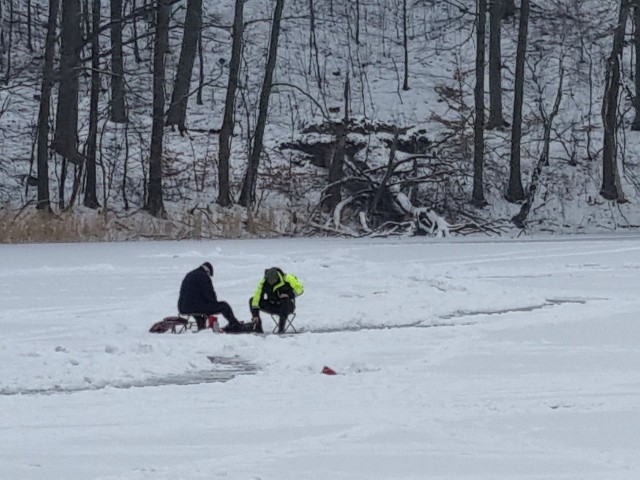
251, 269, 304, 308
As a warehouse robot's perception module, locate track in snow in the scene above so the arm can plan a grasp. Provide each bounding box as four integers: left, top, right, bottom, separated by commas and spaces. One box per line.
0, 356, 259, 397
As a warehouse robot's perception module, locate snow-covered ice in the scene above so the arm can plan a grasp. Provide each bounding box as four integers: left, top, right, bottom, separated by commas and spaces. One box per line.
0, 236, 639, 479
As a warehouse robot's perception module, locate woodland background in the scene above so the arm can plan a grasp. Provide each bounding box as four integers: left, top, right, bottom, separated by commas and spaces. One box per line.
0, 0, 639, 242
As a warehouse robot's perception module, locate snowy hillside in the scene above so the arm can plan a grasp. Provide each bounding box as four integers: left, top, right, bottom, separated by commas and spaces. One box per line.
0, 0, 639, 241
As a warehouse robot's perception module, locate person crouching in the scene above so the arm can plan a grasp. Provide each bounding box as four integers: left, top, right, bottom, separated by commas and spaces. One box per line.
249, 267, 304, 333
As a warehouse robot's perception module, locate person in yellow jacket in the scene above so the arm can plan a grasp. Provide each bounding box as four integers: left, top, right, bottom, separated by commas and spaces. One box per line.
250, 267, 304, 333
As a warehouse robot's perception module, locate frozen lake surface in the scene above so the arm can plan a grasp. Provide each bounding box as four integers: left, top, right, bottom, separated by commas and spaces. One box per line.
1, 236, 639, 479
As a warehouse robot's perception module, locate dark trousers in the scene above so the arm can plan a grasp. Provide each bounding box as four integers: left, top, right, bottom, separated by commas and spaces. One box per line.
192, 301, 238, 330
249, 297, 295, 332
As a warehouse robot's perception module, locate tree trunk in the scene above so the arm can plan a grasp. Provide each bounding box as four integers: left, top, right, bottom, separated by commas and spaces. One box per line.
132, 0, 142, 63
472, 0, 487, 207
601, 0, 630, 202
402, 0, 409, 91
110, 0, 128, 123
488, 0, 505, 129
355, 0, 360, 45
81, 0, 89, 41
196, 26, 204, 105
324, 76, 350, 213
0, 2, 4, 71
84, 0, 100, 209
52, 0, 83, 166
308, 0, 323, 91
145, 0, 171, 218
166, 0, 202, 131
239, 0, 285, 207
36, 0, 60, 212
217, 0, 244, 207
3, 0, 13, 83
503, 0, 515, 18
632, 0, 640, 130
371, 129, 399, 216
27, 0, 34, 51
506, 0, 529, 203
512, 62, 564, 228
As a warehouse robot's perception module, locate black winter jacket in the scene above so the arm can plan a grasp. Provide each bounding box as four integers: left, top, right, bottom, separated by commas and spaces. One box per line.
178, 266, 218, 314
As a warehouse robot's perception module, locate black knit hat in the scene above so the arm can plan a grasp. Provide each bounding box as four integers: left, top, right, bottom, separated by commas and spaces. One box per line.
201, 262, 213, 277
265, 267, 279, 285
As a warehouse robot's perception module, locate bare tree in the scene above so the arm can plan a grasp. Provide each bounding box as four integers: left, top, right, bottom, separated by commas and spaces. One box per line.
601, 0, 630, 202
503, 0, 515, 18
131, 0, 142, 63
52, 0, 83, 167
196, 26, 204, 105
81, 0, 89, 42
36, 0, 60, 212
110, 0, 128, 123
2, 0, 13, 83
512, 57, 564, 228
472, 0, 487, 207
402, 0, 409, 91
324, 76, 350, 213
84, 0, 100, 209
27, 0, 33, 51
506, 0, 529, 203
0, 2, 4, 72
488, 0, 506, 128
217, 0, 244, 207
145, 0, 171, 218
631, 0, 640, 130
308, 0, 324, 92
239, 0, 285, 207
166, 0, 202, 132
355, 0, 360, 45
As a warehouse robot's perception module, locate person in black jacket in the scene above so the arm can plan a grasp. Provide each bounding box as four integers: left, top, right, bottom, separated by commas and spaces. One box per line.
178, 262, 240, 331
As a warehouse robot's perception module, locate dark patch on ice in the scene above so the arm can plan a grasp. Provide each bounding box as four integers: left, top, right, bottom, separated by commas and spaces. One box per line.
308, 320, 472, 334
439, 297, 589, 320
307, 298, 592, 334
0, 356, 258, 397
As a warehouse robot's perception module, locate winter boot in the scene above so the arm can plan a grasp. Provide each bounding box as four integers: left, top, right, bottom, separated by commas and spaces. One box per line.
227, 318, 242, 330
195, 315, 207, 331
252, 318, 264, 334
